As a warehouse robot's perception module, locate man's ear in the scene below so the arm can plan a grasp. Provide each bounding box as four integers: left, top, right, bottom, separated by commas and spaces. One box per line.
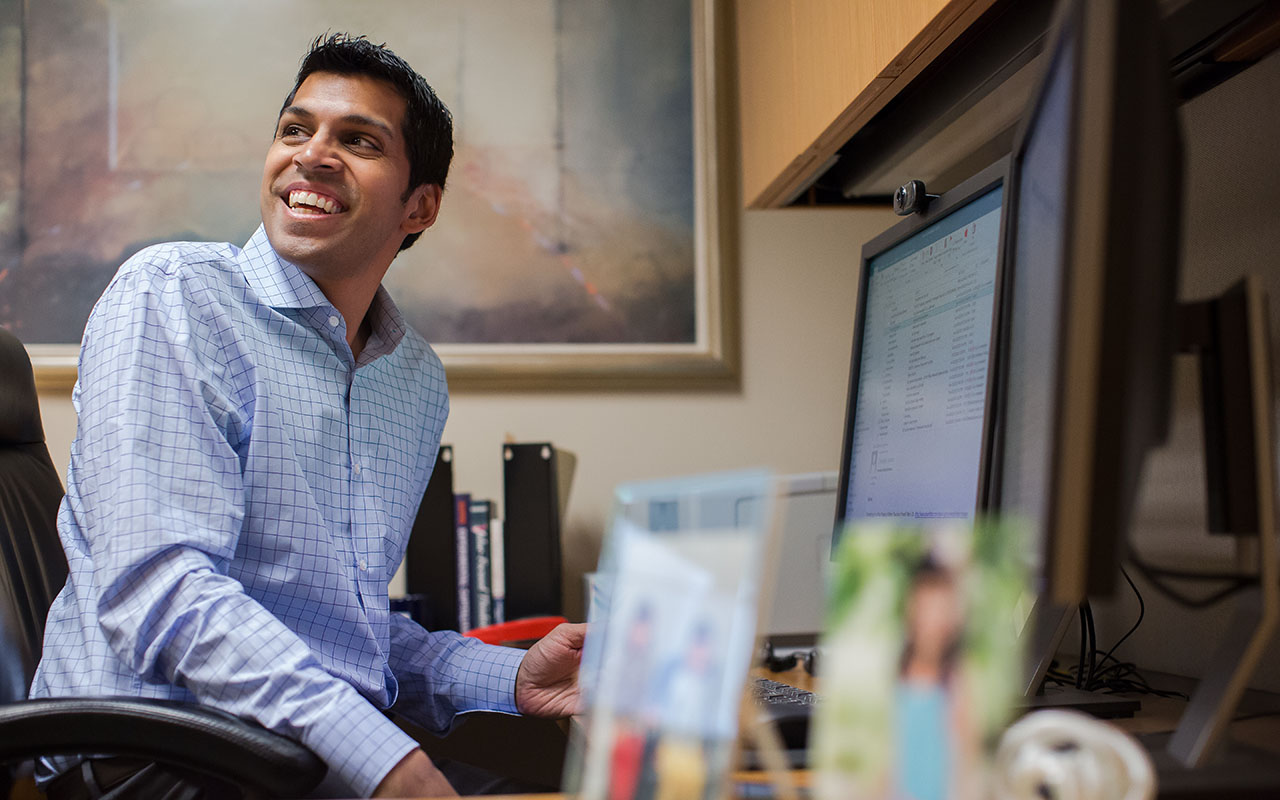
403, 184, 443, 234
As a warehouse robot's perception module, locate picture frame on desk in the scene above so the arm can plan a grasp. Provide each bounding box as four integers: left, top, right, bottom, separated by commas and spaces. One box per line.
2, 0, 739, 392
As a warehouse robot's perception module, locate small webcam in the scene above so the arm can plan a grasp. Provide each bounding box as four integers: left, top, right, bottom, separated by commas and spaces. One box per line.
893, 179, 937, 216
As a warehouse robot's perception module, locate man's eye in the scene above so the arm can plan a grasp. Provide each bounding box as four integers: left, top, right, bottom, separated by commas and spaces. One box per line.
348, 136, 378, 150
280, 125, 306, 138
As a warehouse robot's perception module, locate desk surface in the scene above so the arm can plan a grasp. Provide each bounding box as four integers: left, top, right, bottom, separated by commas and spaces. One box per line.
1104, 671, 1280, 756
756, 664, 1280, 754
354, 667, 1280, 799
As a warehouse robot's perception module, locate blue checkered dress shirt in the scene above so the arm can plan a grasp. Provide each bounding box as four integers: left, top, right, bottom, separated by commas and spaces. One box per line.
30, 226, 524, 796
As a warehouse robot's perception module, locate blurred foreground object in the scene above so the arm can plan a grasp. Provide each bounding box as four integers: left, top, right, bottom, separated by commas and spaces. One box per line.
994, 709, 1155, 800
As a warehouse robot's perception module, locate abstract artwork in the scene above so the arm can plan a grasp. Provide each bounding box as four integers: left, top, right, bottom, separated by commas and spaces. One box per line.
1, 0, 736, 389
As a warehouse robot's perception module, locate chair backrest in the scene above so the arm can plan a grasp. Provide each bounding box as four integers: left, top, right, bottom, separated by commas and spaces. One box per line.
0, 327, 68, 700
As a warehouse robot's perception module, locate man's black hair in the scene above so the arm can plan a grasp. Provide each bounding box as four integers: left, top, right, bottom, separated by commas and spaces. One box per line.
282, 33, 452, 251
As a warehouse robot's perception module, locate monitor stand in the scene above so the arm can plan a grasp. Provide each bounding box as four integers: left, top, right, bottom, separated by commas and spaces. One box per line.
1018, 600, 1141, 718
1163, 277, 1280, 769
1022, 278, 1280, 765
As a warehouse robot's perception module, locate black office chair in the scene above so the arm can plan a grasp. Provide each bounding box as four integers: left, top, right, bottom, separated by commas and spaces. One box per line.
0, 327, 326, 799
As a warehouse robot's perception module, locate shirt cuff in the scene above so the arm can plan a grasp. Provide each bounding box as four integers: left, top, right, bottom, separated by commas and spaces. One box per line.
451, 643, 524, 715
300, 686, 419, 798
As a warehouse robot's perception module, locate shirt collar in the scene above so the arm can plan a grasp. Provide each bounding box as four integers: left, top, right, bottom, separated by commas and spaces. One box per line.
362, 284, 409, 362
238, 225, 409, 358
237, 225, 331, 310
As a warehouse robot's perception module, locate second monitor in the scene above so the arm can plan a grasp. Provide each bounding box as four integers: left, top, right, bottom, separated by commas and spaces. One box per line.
833, 160, 1008, 549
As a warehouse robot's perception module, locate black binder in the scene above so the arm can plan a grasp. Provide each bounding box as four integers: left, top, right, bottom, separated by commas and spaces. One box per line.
502, 443, 568, 619
405, 445, 458, 631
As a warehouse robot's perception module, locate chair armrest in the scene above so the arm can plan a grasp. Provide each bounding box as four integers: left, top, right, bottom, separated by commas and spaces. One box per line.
0, 698, 325, 797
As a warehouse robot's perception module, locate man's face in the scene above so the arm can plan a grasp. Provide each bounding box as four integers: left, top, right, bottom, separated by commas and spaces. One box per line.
260, 71, 437, 284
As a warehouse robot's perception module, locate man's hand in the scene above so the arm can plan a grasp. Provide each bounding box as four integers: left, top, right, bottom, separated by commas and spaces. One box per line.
515, 622, 587, 718
372, 749, 456, 798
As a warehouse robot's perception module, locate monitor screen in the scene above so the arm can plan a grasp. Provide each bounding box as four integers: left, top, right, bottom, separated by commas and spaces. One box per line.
838, 173, 1005, 532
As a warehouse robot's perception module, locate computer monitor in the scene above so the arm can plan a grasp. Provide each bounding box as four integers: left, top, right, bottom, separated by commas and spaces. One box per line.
987, 0, 1182, 606
832, 160, 1007, 550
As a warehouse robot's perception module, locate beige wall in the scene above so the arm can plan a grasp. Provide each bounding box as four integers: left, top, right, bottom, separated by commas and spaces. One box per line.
35, 205, 899, 620
33, 45, 1280, 698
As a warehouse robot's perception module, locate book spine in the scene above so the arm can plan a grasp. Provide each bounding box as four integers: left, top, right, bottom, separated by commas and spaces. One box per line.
490, 518, 505, 625
454, 493, 471, 633
469, 500, 493, 629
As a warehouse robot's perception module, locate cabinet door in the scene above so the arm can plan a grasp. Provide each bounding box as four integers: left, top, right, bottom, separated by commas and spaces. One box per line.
736, 0, 996, 208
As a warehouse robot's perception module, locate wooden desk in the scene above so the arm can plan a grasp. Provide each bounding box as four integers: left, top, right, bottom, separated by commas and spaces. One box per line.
746, 664, 1280, 799
756, 663, 1280, 754
1106, 671, 1280, 757
384, 669, 1280, 799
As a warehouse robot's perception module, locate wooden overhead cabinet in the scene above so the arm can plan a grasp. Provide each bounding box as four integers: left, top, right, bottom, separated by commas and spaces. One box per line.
736, 0, 1001, 208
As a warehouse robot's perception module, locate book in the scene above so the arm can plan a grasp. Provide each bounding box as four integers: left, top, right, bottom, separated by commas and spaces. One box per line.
454, 493, 472, 633
404, 445, 457, 630
469, 499, 494, 630
490, 518, 506, 625
502, 443, 576, 620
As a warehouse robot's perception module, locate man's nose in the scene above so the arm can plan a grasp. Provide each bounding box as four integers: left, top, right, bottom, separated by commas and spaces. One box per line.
294, 133, 341, 172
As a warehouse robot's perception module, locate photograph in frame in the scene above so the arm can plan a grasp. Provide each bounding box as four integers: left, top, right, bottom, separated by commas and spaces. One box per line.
813, 520, 1028, 800
568, 470, 776, 800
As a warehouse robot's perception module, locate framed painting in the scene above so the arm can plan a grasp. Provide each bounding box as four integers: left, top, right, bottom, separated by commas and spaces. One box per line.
1, 0, 738, 391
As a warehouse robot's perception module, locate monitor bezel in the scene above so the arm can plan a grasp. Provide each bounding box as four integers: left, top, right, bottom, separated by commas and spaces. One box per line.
982, 0, 1082, 602
832, 157, 1011, 545
987, 0, 1182, 604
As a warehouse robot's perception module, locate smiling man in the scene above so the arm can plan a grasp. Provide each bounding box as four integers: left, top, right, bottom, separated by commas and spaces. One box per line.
29, 34, 584, 799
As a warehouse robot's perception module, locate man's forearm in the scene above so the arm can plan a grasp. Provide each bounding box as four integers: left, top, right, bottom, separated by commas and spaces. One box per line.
95, 546, 418, 796
385, 613, 523, 731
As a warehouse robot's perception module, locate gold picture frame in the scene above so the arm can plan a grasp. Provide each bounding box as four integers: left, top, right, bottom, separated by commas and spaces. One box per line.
9, 0, 738, 392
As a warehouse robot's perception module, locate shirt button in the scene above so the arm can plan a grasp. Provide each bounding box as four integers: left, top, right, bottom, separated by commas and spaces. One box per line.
328, 315, 340, 328
353, 463, 362, 476
358, 559, 368, 572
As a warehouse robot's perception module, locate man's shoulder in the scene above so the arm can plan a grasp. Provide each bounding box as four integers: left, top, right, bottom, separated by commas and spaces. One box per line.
397, 326, 435, 361
88, 239, 249, 335
117, 239, 241, 282
391, 326, 447, 383
95, 240, 249, 318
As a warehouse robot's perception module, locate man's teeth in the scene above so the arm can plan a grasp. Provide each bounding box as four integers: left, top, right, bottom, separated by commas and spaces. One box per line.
287, 190, 341, 214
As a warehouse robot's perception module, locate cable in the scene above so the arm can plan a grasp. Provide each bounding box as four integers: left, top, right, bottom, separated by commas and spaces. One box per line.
1046, 662, 1076, 686
1132, 564, 1255, 581
1133, 570, 1252, 608
1048, 571, 1188, 701
1125, 543, 1256, 608
1083, 601, 1098, 690
1094, 566, 1144, 675
1077, 605, 1089, 690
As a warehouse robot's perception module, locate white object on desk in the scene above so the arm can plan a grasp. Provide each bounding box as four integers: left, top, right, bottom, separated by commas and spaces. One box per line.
994, 709, 1155, 800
